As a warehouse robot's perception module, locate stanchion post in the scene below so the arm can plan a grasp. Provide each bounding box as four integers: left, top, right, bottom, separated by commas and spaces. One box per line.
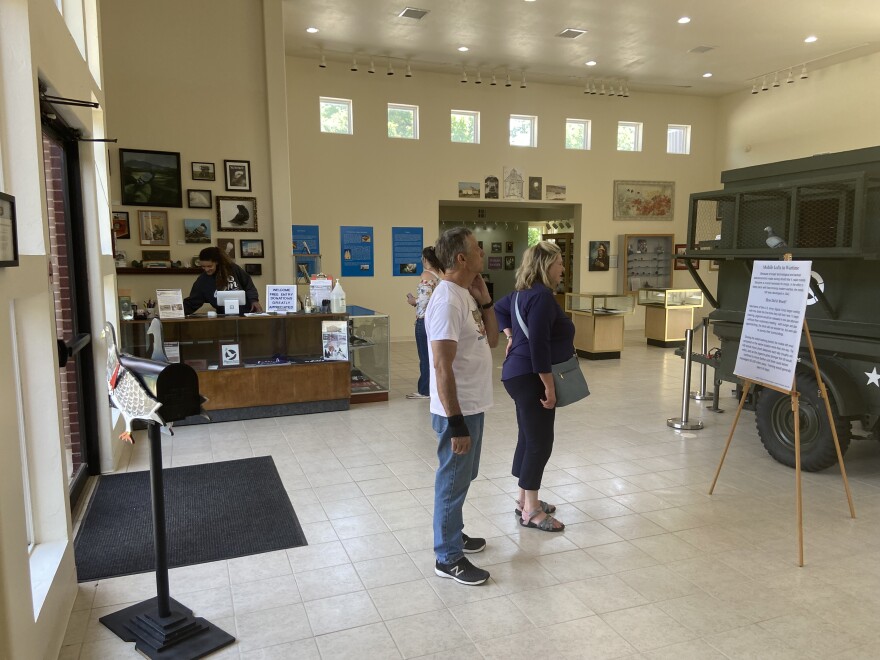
691, 317, 712, 401
668, 329, 704, 430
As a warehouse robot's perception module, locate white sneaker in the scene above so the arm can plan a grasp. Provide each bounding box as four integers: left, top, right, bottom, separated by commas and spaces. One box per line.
406, 392, 429, 399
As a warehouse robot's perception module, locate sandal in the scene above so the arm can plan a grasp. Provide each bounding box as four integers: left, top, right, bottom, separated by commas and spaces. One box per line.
514, 499, 556, 517
519, 509, 565, 532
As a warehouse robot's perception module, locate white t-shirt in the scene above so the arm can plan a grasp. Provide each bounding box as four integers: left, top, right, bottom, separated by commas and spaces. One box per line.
425, 280, 493, 416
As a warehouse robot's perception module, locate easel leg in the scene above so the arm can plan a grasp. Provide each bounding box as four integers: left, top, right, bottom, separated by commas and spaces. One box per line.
709, 381, 752, 495
792, 392, 804, 567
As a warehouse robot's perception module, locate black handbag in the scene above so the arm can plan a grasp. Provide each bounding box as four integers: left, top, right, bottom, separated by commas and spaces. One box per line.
514, 293, 590, 407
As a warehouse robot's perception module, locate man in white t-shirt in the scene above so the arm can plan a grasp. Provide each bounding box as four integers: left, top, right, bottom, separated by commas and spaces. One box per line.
426, 228, 499, 585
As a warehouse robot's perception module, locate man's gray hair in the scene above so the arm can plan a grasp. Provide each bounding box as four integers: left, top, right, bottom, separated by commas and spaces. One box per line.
434, 227, 473, 271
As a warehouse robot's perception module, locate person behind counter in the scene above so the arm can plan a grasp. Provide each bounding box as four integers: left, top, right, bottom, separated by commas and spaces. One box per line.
183, 246, 263, 315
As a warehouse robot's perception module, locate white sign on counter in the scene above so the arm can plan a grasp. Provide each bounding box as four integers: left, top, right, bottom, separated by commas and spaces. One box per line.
733, 260, 812, 391
266, 285, 298, 313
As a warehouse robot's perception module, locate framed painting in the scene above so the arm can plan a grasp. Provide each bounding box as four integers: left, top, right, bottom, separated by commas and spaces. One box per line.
187, 189, 212, 209
0, 191, 19, 268
224, 159, 251, 192
112, 211, 130, 239
505, 241, 514, 253
120, 148, 182, 207
138, 210, 169, 246
191, 161, 215, 181
588, 240, 610, 272
504, 256, 516, 270
184, 219, 211, 243
216, 196, 257, 232
613, 180, 674, 220
240, 239, 264, 258
244, 263, 262, 276
217, 238, 236, 260
674, 244, 699, 270
491, 242, 502, 254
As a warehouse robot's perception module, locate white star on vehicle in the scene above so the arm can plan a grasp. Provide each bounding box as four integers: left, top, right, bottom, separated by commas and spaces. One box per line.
866, 367, 880, 387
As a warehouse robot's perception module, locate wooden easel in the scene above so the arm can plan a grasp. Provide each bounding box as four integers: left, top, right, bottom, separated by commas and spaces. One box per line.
709, 318, 856, 566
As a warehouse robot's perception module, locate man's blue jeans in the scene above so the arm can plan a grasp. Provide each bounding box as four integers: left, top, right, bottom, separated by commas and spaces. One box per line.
415, 318, 429, 396
432, 412, 484, 564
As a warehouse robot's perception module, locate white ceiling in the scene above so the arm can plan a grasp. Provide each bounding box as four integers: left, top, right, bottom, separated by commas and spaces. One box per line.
282, 0, 880, 96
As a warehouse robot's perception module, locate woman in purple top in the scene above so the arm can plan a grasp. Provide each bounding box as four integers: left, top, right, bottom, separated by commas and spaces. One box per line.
495, 241, 575, 532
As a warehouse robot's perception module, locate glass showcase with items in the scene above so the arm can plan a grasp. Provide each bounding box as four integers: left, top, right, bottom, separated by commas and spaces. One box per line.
620, 234, 674, 294
347, 305, 390, 402
564, 293, 635, 359
637, 287, 704, 347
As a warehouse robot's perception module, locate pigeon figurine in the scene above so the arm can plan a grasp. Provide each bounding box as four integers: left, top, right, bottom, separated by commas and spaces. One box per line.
147, 317, 169, 363
104, 322, 164, 443
764, 226, 787, 248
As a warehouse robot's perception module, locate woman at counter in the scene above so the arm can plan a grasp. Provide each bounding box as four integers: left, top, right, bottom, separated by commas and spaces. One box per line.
183, 246, 262, 315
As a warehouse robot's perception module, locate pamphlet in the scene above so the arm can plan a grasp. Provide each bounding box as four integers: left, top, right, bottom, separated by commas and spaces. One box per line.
321, 320, 349, 361
310, 277, 333, 310
266, 285, 298, 313
164, 342, 180, 363
156, 289, 185, 319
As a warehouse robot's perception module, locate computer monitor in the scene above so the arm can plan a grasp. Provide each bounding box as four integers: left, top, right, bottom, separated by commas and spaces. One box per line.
216, 289, 246, 314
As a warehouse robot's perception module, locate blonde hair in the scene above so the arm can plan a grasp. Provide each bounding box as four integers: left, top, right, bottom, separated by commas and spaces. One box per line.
515, 241, 561, 290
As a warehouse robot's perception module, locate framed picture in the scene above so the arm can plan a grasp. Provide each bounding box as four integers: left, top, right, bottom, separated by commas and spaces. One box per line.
187, 189, 212, 209
613, 180, 675, 220
491, 242, 502, 254
240, 239, 264, 258
191, 162, 215, 181
458, 182, 480, 198
112, 211, 130, 239
478, 241, 483, 250
138, 210, 169, 246
484, 176, 499, 199
588, 240, 610, 272
295, 255, 319, 283
120, 149, 182, 207
224, 160, 251, 192
505, 241, 514, 253
216, 196, 257, 232
0, 193, 18, 268
244, 263, 262, 276
504, 256, 516, 270
546, 184, 566, 201
217, 238, 236, 260
528, 176, 543, 200
184, 219, 211, 243
709, 259, 721, 272
673, 244, 699, 270
488, 256, 502, 270
142, 249, 171, 263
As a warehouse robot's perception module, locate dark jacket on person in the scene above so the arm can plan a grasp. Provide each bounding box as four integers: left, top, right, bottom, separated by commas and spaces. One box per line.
495, 285, 575, 380
184, 263, 259, 315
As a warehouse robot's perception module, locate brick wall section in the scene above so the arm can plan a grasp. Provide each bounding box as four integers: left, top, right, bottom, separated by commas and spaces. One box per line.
42, 133, 82, 480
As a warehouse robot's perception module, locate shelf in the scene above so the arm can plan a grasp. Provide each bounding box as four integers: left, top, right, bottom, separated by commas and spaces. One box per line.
117, 267, 202, 275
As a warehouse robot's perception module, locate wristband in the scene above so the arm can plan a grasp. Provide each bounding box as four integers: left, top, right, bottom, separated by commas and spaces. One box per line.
448, 414, 469, 437
480, 299, 494, 310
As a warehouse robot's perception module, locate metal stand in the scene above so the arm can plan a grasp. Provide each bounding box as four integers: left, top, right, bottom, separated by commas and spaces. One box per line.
100, 422, 235, 659
690, 317, 713, 401
668, 329, 704, 430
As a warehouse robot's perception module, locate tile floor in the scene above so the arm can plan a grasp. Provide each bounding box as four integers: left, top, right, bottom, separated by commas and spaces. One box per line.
60, 331, 880, 659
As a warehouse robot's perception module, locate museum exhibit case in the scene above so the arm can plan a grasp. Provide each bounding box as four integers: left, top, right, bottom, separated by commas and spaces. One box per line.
564, 292, 635, 359
346, 305, 390, 403
543, 232, 574, 311
620, 233, 675, 294
637, 287, 704, 347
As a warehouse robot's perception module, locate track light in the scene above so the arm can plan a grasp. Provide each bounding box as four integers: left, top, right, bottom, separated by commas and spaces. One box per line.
490, 74, 497, 86
786, 69, 794, 84
319, 54, 327, 69
772, 72, 780, 88
761, 77, 769, 91
622, 82, 629, 98
505, 73, 512, 87
368, 59, 376, 74
405, 63, 412, 78
460, 68, 468, 83
751, 82, 759, 94
589, 81, 597, 95
583, 80, 590, 94
800, 64, 808, 79
520, 72, 527, 88
599, 83, 606, 95
387, 59, 394, 75
475, 71, 482, 85
350, 57, 358, 72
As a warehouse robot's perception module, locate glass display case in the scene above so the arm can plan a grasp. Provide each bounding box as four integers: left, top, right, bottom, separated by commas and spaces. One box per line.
620, 234, 675, 294
637, 287, 705, 347
544, 232, 574, 312
347, 305, 390, 402
564, 293, 635, 359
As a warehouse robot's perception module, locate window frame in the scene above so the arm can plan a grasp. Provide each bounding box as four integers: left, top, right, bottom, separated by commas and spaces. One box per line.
387, 103, 419, 139
319, 96, 353, 135
667, 123, 692, 154
450, 109, 480, 144
509, 114, 538, 148
565, 118, 592, 150
617, 121, 644, 152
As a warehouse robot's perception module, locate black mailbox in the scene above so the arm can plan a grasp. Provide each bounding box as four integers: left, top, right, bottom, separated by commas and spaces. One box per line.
118, 355, 203, 423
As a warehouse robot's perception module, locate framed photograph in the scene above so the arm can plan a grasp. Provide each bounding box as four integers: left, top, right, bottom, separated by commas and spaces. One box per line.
458, 181, 480, 198
138, 210, 169, 246
484, 176, 499, 199
120, 149, 182, 207
613, 180, 675, 220
528, 176, 543, 200
588, 240, 610, 272
240, 239, 264, 258
224, 159, 251, 192
191, 161, 215, 181
184, 219, 211, 243
546, 184, 566, 201
488, 256, 502, 270
216, 196, 257, 232
244, 263, 262, 276
491, 242, 502, 254
673, 244, 699, 270
217, 238, 236, 260
505, 241, 514, 253
504, 256, 516, 270
142, 249, 171, 263
112, 211, 130, 239
709, 259, 721, 272
187, 189, 212, 209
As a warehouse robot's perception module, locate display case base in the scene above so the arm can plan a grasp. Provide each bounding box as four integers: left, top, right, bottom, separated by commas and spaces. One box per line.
647, 339, 686, 348
351, 392, 389, 404
576, 349, 621, 360
177, 399, 349, 424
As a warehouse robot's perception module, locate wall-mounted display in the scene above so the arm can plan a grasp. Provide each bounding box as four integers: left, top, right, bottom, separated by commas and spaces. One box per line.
503, 166, 524, 200
240, 239, 264, 258
588, 240, 610, 271
184, 219, 211, 243
244, 264, 262, 276
224, 159, 251, 192
340, 226, 373, 277
504, 256, 515, 270
138, 210, 169, 246
488, 257, 502, 270
392, 226, 423, 276
191, 161, 215, 181
216, 196, 257, 232
187, 189, 212, 209
613, 180, 674, 220
120, 148, 182, 207
491, 242, 502, 253
505, 241, 514, 253
292, 225, 320, 255
528, 176, 542, 200
458, 182, 480, 198
484, 175, 499, 199
112, 211, 130, 239
546, 184, 566, 201
217, 238, 235, 260
621, 233, 674, 294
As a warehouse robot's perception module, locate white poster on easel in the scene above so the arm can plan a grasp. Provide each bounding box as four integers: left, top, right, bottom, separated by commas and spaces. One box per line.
733, 260, 812, 391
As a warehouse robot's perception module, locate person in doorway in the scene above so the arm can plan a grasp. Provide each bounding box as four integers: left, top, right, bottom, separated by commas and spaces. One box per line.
183, 246, 262, 315
495, 241, 574, 532
405, 247, 443, 399
427, 227, 499, 585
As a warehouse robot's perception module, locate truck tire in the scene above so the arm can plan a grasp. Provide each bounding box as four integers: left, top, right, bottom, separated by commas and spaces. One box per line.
755, 372, 851, 472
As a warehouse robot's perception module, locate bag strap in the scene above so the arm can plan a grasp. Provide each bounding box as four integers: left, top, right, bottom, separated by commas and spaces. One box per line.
514, 292, 529, 339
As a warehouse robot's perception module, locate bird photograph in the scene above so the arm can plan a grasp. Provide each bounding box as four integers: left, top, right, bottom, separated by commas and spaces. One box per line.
219, 199, 257, 230
764, 225, 788, 248
229, 204, 250, 225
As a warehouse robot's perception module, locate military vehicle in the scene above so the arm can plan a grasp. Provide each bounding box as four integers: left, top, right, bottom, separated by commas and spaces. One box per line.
682, 147, 880, 471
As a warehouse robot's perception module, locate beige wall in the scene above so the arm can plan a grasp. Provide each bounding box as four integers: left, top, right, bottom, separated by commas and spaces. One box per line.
286, 57, 721, 338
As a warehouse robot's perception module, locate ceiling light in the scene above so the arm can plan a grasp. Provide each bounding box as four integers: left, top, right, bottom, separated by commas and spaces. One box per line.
350, 57, 358, 72
368, 59, 376, 74
599, 83, 606, 95
761, 77, 769, 91
677, 16, 691, 24
702, 72, 713, 78
557, 28, 587, 39
583, 80, 590, 94
305, 27, 319, 33
585, 60, 597, 67
405, 63, 413, 78
786, 69, 794, 84
804, 35, 818, 43
751, 82, 759, 94
607, 82, 615, 96
490, 74, 497, 86
398, 7, 430, 20
800, 64, 808, 79
520, 72, 527, 89
460, 68, 468, 83
505, 73, 512, 87
475, 71, 482, 84
589, 81, 597, 94
772, 72, 780, 87
386, 59, 394, 75
457, 46, 469, 52
319, 54, 327, 69
622, 83, 629, 98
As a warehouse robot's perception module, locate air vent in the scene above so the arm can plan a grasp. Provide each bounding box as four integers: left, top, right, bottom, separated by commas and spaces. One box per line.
688, 45, 716, 54
398, 7, 430, 20
557, 28, 587, 39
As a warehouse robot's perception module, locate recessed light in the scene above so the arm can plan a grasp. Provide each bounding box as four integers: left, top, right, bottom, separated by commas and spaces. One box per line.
457, 46, 469, 52
585, 60, 597, 66
677, 16, 691, 24
702, 72, 713, 78
305, 27, 319, 33
804, 35, 818, 43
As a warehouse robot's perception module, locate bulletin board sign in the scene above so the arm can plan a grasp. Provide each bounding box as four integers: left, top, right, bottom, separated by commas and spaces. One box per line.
341, 225, 374, 277
392, 227, 423, 276
291, 224, 320, 255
